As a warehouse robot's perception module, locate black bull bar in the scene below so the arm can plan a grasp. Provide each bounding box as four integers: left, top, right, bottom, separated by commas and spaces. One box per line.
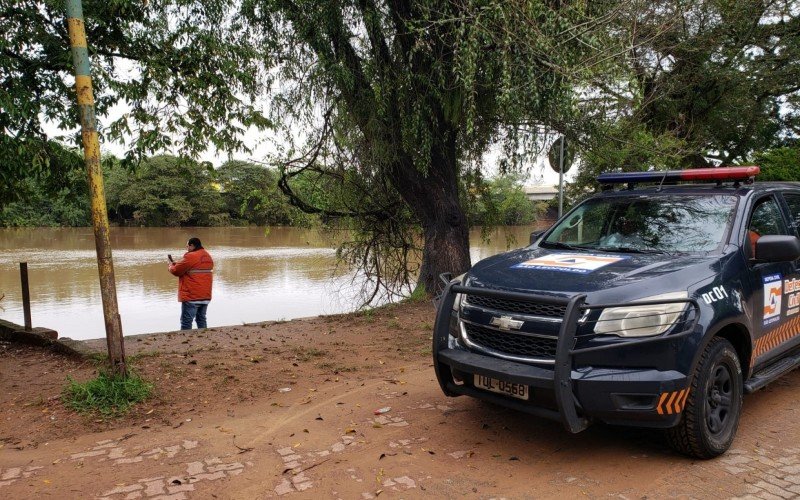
432, 280, 699, 434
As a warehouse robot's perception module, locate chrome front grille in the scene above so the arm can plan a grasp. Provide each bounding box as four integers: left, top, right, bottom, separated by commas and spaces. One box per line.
464, 294, 566, 318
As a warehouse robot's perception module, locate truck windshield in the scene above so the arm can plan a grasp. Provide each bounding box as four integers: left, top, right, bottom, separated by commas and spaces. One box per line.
542, 194, 738, 254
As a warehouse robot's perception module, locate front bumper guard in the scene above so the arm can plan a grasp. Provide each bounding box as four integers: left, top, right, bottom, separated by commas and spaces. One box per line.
432, 280, 699, 433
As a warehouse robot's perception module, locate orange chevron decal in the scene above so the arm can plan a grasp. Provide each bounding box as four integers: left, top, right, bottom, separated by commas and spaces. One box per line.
656, 392, 669, 415
656, 388, 689, 415
677, 388, 690, 412
666, 391, 679, 413
751, 314, 800, 366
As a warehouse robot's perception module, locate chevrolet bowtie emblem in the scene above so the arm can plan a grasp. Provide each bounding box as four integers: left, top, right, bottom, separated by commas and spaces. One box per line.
490, 316, 524, 331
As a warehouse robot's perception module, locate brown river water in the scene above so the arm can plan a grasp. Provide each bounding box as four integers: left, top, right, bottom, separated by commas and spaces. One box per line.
0, 225, 543, 340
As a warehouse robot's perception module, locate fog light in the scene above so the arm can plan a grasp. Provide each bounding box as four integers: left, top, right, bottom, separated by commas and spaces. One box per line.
611, 393, 658, 411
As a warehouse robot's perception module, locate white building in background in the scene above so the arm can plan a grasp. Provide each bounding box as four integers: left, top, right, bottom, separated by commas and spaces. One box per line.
523, 185, 559, 202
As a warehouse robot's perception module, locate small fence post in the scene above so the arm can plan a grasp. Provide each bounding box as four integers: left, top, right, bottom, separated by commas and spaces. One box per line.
19, 262, 32, 331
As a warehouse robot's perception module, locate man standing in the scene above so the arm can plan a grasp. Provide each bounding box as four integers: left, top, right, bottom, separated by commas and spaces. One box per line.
169, 237, 214, 330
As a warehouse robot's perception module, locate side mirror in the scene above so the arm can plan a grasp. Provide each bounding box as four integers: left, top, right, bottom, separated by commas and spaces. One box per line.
755, 235, 800, 263
529, 230, 545, 245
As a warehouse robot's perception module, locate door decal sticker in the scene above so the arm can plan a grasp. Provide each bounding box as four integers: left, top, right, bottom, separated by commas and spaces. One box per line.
763, 273, 783, 327
753, 314, 800, 362
785, 277, 800, 317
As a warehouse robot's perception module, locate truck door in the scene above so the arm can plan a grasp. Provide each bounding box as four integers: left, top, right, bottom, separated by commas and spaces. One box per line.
748, 194, 797, 367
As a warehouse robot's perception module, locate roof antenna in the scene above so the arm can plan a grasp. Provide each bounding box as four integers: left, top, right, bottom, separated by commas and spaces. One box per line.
657, 170, 669, 191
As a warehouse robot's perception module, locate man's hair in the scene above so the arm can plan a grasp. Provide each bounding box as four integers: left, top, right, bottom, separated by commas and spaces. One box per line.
188, 237, 203, 249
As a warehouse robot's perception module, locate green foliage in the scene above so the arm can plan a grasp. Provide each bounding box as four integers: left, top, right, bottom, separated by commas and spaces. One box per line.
0, 139, 87, 210
572, 0, 800, 179
568, 121, 687, 203
633, 0, 797, 164
1, 0, 270, 201
0, 154, 91, 227
216, 160, 314, 226
1, 152, 313, 227
465, 173, 543, 226
755, 146, 800, 182
62, 370, 152, 417
105, 155, 225, 226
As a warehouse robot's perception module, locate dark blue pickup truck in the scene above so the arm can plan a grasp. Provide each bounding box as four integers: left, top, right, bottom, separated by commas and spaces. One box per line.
433, 167, 800, 458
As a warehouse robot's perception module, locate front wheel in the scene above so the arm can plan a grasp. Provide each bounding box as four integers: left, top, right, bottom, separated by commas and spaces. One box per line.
666, 337, 743, 459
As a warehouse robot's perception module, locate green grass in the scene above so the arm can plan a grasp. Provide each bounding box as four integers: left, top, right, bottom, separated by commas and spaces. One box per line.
358, 308, 376, 322
62, 371, 153, 418
405, 283, 428, 303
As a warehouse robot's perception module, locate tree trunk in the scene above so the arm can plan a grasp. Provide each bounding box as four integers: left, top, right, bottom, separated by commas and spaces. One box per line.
417, 196, 471, 295
388, 129, 471, 295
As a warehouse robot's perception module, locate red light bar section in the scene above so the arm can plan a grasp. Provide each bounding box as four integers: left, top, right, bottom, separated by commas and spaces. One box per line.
680, 166, 760, 181
597, 166, 760, 184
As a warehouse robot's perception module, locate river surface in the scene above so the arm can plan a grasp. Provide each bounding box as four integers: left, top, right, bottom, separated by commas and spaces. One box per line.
0, 225, 544, 340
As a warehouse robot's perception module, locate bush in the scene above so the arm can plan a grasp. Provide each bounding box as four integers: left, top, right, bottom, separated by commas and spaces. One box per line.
465, 173, 542, 226
754, 146, 800, 181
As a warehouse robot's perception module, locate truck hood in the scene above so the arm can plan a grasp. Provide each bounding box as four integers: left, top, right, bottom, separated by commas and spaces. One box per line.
465, 246, 719, 303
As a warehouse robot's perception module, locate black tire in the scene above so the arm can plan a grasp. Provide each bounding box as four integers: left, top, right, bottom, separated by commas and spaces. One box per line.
666, 337, 743, 459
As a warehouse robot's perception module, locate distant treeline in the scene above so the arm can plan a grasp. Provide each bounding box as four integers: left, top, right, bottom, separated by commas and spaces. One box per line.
0, 154, 543, 228
0, 155, 310, 227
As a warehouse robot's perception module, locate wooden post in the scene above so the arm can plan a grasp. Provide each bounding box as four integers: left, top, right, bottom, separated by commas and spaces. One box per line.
65, 0, 126, 376
19, 263, 32, 332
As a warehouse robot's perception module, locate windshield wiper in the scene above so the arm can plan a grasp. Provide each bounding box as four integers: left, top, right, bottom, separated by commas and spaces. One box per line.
540, 241, 595, 251
596, 246, 664, 254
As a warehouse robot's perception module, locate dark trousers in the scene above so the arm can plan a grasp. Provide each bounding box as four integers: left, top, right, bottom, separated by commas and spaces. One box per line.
181, 302, 208, 330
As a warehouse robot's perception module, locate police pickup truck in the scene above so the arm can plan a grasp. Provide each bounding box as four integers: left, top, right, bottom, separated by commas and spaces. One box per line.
433, 167, 800, 458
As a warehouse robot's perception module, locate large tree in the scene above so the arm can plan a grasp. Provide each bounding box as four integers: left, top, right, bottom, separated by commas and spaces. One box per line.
571, 0, 800, 194
104, 155, 226, 226
632, 0, 799, 163
3, 0, 615, 299
242, 0, 616, 296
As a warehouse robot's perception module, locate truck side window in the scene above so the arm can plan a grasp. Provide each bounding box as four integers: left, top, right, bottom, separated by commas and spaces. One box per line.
783, 193, 800, 237
747, 196, 789, 255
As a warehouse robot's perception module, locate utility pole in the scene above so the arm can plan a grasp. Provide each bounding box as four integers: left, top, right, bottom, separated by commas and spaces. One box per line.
558, 136, 565, 219
65, 0, 126, 376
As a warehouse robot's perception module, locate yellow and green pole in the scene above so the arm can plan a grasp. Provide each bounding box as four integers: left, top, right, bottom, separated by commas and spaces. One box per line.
65, 0, 126, 376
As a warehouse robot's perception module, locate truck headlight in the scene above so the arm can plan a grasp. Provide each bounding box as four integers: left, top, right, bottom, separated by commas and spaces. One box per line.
594, 292, 689, 337
452, 273, 466, 311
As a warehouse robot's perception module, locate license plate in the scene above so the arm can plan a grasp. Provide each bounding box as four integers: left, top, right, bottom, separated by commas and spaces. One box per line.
474, 374, 529, 400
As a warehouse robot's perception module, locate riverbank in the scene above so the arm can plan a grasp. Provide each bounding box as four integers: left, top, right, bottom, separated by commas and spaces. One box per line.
4, 301, 800, 498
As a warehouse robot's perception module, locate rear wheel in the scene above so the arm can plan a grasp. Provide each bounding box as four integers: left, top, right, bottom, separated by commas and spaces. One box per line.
666, 337, 743, 458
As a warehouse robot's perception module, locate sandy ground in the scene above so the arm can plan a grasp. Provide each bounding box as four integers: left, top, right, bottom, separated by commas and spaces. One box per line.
3, 301, 800, 499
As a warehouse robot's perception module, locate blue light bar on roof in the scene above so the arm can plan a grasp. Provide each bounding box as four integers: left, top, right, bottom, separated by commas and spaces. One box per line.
597, 166, 760, 184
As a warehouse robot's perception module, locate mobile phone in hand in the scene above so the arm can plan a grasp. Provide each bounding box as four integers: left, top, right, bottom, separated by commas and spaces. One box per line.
168, 254, 175, 263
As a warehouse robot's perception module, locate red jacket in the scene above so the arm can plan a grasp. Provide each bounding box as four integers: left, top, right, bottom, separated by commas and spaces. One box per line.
169, 248, 214, 302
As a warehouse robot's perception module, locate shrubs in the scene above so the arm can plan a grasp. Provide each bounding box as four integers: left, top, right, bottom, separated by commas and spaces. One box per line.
465, 173, 544, 226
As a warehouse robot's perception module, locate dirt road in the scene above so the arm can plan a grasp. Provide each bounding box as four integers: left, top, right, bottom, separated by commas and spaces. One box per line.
3, 302, 800, 499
